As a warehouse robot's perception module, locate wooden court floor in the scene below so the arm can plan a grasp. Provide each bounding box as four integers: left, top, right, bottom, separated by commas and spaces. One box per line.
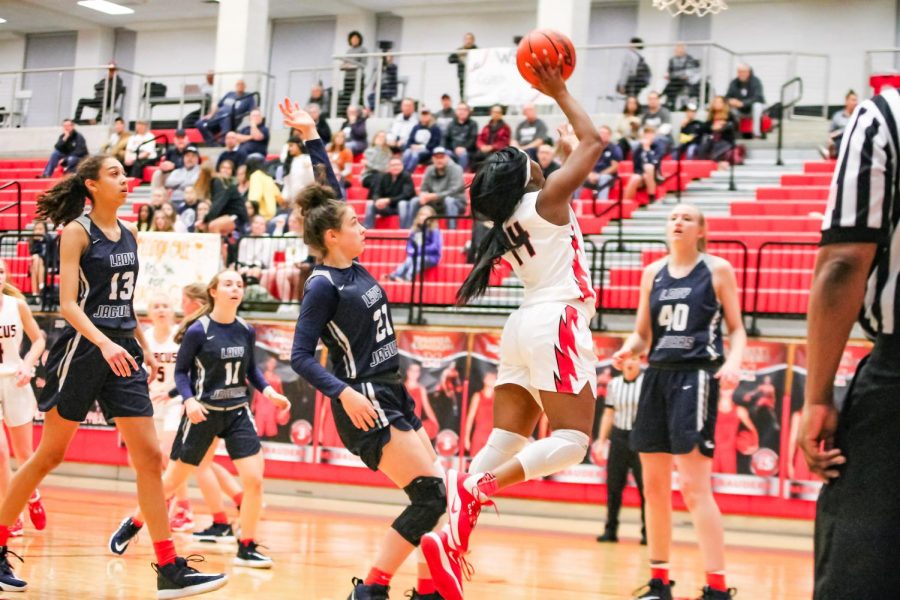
3, 475, 813, 599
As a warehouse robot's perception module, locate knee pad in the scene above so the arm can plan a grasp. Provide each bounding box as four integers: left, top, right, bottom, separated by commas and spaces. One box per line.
470, 428, 529, 473
516, 429, 590, 481
391, 476, 447, 546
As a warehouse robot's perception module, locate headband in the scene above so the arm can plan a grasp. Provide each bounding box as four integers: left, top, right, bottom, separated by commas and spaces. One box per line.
515, 146, 532, 189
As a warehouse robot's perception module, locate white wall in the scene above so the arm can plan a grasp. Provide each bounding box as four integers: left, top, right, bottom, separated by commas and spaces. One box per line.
0, 37, 26, 72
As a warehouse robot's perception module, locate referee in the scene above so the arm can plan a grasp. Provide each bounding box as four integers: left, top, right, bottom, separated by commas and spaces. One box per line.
597, 355, 646, 545
800, 87, 900, 598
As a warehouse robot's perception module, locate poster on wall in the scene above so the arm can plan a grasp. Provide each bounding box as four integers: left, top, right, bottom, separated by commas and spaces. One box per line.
463, 333, 500, 468
134, 232, 221, 314
465, 48, 555, 107
711, 340, 788, 497
787, 342, 871, 500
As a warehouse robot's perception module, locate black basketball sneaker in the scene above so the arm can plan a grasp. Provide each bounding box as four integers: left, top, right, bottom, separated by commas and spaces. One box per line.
0, 547, 26, 592
234, 540, 272, 569
406, 589, 443, 599
633, 578, 675, 600
192, 522, 235, 544
347, 577, 389, 600
109, 516, 143, 555
697, 586, 737, 599
154, 555, 227, 599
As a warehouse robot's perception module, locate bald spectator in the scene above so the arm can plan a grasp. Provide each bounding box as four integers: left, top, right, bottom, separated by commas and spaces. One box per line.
197, 79, 255, 145
307, 103, 331, 144
235, 109, 270, 159
536, 144, 559, 178
443, 102, 478, 171
471, 104, 511, 171
388, 98, 417, 151
448, 33, 477, 98
217, 131, 247, 170
513, 103, 549, 160
726, 64, 766, 138
662, 43, 701, 110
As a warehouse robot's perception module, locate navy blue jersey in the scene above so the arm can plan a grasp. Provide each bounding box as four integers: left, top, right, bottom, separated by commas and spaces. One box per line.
648, 256, 723, 367
73, 215, 138, 331
291, 264, 399, 399
175, 316, 269, 408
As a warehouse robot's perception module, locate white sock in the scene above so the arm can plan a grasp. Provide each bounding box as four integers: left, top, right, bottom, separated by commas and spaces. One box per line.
515, 429, 589, 481
470, 428, 529, 473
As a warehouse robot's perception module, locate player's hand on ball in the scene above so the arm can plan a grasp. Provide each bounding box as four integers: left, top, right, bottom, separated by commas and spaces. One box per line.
339, 387, 378, 431
184, 397, 209, 424
101, 340, 139, 377
525, 50, 567, 98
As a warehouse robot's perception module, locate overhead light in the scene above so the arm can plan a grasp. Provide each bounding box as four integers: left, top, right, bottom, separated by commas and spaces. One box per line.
76, 1, 135, 15
0, 18, 6, 23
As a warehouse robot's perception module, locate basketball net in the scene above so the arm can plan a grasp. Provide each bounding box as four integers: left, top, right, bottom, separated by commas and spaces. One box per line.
652, 0, 728, 17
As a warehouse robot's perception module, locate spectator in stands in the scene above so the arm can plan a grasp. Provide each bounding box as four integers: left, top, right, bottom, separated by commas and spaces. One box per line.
367, 54, 398, 113
362, 130, 391, 190
616, 38, 651, 98
307, 103, 331, 144
28, 220, 51, 295
403, 107, 442, 173
386, 205, 442, 282
236, 164, 250, 199
615, 96, 642, 159
641, 91, 674, 154
217, 131, 247, 171
195, 163, 247, 237
677, 102, 704, 159
247, 155, 282, 221
135, 204, 154, 233
164, 145, 201, 205
443, 101, 478, 171
448, 32, 477, 98
122, 120, 157, 178
217, 159, 235, 180
341, 31, 369, 109
200, 70, 215, 99
266, 211, 312, 301
435, 94, 455, 133
151, 128, 189, 190
149, 187, 167, 209
471, 104, 511, 171
308, 83, 330, 118
327, 131, 354, 186
193, 201, 210, 233
237, 215, 272, 283
235, 109, 270, 160
408, 146, 465, 229
340, 105, 368, 155
726, 64, 766, 138
388, 98, 417, 151
364, 156, 416, 229
584, 125, 622, 200
536, 144, 560, 178
624, 126, 663, 202
824, 90, 858, 159
41, 119, 88, 177
101, 117, 131, 163
280, 137, 315, 203
197, 79, 255, 145
662, 43, 700, 110
178, 185, 200, 231
74, 62, 124, 124
151, 210, 176, 233
513, 103, 549, 159
699, 95, 738, 167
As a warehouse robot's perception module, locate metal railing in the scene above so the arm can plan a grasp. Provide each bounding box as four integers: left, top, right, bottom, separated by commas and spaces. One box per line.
776, 77, 804, 166
0, 182, 23, 234
0, 231, 57, 308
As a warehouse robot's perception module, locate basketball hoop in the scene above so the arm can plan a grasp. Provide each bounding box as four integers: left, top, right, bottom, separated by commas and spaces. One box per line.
652, 0, 727, 17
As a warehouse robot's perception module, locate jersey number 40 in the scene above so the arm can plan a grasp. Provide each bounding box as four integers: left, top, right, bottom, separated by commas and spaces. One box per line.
658, 303, 690, 332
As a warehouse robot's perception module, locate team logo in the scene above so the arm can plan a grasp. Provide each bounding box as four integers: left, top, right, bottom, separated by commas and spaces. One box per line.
435, 429, 459, 457
290, 419, 313, 446
750, 448, 779, 477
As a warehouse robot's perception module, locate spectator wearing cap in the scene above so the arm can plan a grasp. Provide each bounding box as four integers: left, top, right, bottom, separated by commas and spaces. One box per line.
235, 109, 270, 160
443, 102, 478, 171
406, 146, 465, 230
41, 119, 88, 177
340, 105, 368, 155
435, 94, 455, 134
307, 103, 331, 145
471, 104, 511, 172
123, 120, 158, 178
402, 107, 442, 173
677, 103, 704, 159
197, 79, 255, 145
151, 129, 190, 190
364, 156, 416, 229
217, 131, 248, 171
537, 144, 560, 179
388, 98, 417, 152
512, 103, 549, 160
165, 145, 201, 205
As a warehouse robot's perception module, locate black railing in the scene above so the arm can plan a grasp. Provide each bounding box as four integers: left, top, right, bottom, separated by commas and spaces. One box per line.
0, 181, 23, 233
0, 232, 57, 308
777, 76, 804, 166
590, 175, 625, 247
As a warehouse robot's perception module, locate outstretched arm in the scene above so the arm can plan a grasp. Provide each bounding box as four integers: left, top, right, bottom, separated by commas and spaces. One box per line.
278, 98, 343, 198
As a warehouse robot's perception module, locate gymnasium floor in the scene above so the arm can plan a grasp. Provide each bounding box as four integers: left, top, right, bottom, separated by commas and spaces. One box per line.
6, 474, 813, 599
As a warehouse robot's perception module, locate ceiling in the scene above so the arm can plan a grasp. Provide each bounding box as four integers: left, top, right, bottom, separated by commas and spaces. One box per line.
0, 0, 524, 36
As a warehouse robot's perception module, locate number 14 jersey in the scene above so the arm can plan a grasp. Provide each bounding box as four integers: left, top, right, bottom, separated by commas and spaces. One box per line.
648, 255, 723, 367
501, 192, 596, 317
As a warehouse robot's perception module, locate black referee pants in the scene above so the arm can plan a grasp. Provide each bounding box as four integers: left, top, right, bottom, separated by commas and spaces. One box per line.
815, 335, 900, 598
604, 427, 646, 536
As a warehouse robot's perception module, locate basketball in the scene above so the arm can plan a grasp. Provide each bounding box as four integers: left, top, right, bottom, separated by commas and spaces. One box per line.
516, 28, 576, 87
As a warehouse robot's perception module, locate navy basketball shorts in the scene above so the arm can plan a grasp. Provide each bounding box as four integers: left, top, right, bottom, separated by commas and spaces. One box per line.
39, 327, 153, 423
332, 381, 423, 471
629, 366, 719, 458
170, 403, 261, 466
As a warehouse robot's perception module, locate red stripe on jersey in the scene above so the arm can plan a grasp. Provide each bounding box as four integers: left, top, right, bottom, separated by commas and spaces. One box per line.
553, 305, 580, 393
570, 226, 595, 302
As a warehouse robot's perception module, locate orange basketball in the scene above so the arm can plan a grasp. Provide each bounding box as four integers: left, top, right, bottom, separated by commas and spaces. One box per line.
516, 29, 576, 87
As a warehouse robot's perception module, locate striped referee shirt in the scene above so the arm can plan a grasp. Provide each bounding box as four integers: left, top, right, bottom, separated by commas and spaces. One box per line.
822, 87, 900, 337
605, 373, 643, 430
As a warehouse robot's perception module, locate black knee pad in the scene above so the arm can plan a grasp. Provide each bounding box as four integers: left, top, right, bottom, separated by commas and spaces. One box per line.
391, 476, 447, 546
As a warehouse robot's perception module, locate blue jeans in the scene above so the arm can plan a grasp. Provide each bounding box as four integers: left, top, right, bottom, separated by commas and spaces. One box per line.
196, 113, 230, 145
42, 150, 82, 177
450, 149, 469, 171
391, 256, 438, 281
402, 147, 428, 173
404, 195, 463, 230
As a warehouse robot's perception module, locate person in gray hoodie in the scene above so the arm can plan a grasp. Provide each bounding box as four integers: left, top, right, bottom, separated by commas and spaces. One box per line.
405, 147, 465, 229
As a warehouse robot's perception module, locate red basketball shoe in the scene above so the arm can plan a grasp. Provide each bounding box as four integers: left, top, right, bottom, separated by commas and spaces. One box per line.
445, 469, 493, 555
420, 528, 466, 600
27, 491, 46, 531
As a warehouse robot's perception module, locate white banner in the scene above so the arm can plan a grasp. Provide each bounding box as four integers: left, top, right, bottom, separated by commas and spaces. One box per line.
134, 232, 222, 313
465, 47, 555, 107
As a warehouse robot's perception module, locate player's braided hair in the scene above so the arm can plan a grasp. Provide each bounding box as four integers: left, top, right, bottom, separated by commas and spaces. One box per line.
456, 147, 531, 305
36, 154, 108, 226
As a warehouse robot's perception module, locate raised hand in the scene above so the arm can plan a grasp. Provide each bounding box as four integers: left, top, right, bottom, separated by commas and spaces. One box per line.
525, 50, 568, 99
278, 98, 317, 139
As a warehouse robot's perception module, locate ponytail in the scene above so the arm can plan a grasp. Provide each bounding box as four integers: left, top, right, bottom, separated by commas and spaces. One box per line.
456, 148, 531, 306
36, 155, 108, 226
174, 301, 212, 344
1, 283, 23, 301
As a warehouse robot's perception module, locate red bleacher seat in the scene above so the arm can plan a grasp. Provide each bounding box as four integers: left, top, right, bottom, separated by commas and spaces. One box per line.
738, 114, 773, 136
151, 128, 205, 145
